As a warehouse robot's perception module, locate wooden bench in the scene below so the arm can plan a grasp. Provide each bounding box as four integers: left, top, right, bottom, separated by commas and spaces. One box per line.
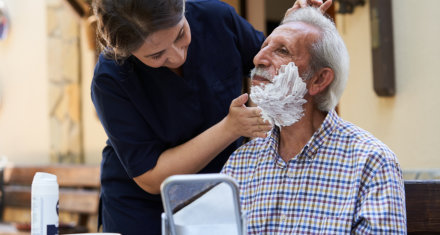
405, 180, 440, 234
0, 164, 100, 233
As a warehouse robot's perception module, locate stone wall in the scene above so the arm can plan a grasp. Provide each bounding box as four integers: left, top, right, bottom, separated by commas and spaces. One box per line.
47, 0, 83, 163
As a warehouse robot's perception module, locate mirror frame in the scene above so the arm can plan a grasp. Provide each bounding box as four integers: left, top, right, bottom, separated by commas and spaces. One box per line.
160, 174, 243, 235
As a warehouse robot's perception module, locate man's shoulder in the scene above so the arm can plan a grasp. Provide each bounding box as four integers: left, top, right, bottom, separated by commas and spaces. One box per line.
332, 119, 403, 191
335, 118, 397, 162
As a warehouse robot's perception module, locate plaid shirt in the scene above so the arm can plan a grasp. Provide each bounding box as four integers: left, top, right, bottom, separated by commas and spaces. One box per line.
222, 110, 406, 234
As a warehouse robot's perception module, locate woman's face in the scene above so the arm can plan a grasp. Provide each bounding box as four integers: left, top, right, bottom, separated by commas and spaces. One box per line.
132, 17, 191, 69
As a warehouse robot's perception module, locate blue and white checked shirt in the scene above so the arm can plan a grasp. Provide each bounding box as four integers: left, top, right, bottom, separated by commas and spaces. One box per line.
222, 110, 406, 234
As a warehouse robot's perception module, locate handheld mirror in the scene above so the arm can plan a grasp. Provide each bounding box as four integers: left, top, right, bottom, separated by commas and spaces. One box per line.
160, 174, 245, 235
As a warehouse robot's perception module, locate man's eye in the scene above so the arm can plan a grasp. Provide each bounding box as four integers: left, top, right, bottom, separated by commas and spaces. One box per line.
277, 48, 289, 55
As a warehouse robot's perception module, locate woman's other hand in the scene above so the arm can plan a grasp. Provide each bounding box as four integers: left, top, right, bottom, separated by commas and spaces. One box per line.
285, 0, 333, 18
225, 93, 272, 138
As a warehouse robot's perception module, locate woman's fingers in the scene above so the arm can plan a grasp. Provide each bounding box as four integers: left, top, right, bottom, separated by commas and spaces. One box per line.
310, 0, 333, 13
254, 131, 268, 138
319, 0, 332, 13
241, 109, 271, 138
252, 116, 272, 138
253, 124, 272, 138
230, 93, 249, 108
255, 116, 265, 124
285, 0, 332, 19
310, 0, 323, 7
249, 107, 262, 117
258, 122, 273, 132
227, 97, 273, 138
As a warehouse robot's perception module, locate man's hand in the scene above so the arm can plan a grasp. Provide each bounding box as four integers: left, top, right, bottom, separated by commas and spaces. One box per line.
284, 0, 333, 19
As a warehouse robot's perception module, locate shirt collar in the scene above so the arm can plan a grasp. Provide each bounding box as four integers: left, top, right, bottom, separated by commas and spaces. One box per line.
302, 109, 340, 159
267, 126, 284, 166
267, 109, 341, 161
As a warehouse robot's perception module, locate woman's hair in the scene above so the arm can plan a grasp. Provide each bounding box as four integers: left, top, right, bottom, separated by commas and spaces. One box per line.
282, 7, 350, 112
93, 0, 184, 61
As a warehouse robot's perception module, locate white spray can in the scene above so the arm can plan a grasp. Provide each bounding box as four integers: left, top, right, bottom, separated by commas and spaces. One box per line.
31, 172, 59, 235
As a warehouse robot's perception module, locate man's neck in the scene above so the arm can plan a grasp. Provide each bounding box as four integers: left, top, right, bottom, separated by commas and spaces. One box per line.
278, 107, 328, 162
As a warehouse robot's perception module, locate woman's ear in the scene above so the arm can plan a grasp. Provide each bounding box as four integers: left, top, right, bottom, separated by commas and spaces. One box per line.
308, 68, 334, 96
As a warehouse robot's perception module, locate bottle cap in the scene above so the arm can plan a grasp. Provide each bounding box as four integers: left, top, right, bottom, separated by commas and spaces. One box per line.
32, 172, 58, 194
32, 172, 57, 184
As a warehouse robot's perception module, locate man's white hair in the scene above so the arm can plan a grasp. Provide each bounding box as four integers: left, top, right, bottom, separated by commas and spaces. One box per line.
283, 7, 349, 111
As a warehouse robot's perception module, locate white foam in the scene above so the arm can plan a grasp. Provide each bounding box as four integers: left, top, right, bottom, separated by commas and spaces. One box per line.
250, 62, 308, 127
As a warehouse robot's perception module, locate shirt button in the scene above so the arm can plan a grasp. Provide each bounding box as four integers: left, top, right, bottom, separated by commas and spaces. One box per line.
281, 214, 287, 222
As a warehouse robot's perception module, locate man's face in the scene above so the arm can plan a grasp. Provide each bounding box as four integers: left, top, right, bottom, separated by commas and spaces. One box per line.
252, 22, 320, 85
249, 22, 321, 127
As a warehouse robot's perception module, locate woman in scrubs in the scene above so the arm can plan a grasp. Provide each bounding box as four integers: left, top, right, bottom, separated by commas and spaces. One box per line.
91, 0, 330, 234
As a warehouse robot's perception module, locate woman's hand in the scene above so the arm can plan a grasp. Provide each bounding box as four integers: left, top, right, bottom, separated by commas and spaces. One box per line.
225, 93, 272, 138
285, 0, 333, 19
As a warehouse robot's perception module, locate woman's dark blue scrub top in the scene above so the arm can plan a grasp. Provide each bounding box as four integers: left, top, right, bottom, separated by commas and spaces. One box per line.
91, 0, 264, 234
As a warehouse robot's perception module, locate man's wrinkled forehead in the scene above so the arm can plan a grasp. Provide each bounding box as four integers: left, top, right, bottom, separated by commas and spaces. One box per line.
270, 21, 320, 45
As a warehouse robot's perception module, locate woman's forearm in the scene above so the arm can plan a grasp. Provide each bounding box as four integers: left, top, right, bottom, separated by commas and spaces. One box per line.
133, 94, 271, 194
133, 117, 239, 194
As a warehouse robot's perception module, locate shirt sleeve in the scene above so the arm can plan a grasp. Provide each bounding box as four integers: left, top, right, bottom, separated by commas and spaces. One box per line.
91, 68, 165, 178
353, 160, 407, 234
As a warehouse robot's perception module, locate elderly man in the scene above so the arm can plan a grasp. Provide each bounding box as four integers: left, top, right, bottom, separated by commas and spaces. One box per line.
221, 7, 406, 234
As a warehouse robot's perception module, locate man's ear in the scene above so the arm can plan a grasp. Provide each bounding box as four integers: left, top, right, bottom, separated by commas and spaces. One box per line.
308, 68, 334, 96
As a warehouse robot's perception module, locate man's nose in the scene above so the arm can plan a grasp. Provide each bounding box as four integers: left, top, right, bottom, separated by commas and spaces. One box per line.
253, 47, 271, 68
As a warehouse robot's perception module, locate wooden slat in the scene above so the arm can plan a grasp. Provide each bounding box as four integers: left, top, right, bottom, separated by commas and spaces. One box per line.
4, 186, 99, 214
3, 164, 100, 187
405, 180, 440, 233
3, 186, 30, 208
59, 189, 99, 214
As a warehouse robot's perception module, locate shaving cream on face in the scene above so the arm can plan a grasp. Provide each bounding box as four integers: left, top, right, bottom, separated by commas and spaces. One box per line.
250, 62, 308, 127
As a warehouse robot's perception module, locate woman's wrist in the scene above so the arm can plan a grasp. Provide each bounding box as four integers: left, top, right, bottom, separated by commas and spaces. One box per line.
219, 115, 242, 141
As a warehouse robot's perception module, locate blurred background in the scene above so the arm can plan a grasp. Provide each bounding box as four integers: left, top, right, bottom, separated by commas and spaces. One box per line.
0, 0, 439, 179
